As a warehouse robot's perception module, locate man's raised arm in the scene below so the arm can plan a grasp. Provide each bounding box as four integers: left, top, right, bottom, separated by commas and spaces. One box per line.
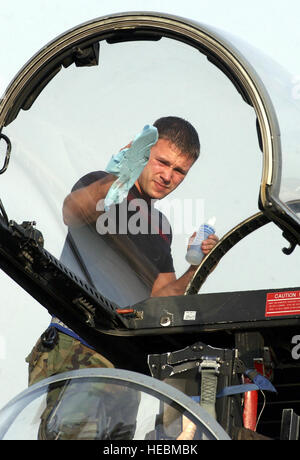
62, 173, 116, 227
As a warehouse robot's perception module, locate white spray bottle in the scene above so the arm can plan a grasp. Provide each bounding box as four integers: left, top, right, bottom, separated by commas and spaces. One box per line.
185, 217, 216, 265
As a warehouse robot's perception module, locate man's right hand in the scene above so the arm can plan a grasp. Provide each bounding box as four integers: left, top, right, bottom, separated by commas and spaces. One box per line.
104, 125, 158, 210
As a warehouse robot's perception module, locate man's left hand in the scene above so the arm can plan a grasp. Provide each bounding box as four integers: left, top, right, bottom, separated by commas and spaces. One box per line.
201, 234, 219, 255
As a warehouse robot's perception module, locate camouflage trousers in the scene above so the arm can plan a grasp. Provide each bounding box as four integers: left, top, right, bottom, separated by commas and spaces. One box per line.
25, 330, 139, 440
25, 329, 114, 386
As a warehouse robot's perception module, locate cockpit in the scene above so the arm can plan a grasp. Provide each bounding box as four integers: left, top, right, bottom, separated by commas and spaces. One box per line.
0, 12, 300, 440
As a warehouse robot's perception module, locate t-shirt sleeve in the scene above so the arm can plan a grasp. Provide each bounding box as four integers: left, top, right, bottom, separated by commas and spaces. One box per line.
157, 210, 175, 273
160, 249, 175, 273
71, 170, 108, 192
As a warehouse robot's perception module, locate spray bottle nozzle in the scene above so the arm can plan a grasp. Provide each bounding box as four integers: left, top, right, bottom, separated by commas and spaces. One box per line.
207, 216, 216, 227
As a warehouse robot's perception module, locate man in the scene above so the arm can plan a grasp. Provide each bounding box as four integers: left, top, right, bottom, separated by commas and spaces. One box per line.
62, 116, 218, 299
25, 116, 218, 439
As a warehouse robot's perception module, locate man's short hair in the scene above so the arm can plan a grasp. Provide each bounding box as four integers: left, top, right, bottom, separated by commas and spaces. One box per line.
153, 116, 200, 162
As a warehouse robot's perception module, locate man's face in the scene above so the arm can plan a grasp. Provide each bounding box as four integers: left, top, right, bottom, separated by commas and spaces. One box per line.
136, 138, 194, 199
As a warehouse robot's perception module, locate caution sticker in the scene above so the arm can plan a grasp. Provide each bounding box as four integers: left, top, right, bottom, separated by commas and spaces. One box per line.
265, 291, 300, 317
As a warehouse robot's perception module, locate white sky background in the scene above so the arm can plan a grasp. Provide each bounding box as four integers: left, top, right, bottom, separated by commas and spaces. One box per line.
1, 0, 300, 93
1, 0, 300, 414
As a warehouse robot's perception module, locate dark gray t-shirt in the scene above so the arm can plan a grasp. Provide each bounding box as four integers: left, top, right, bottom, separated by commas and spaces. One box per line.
60, 170, 174, 306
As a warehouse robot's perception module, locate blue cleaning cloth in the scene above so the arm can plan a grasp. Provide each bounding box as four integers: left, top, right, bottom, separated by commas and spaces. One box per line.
104, 125, 158, 210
